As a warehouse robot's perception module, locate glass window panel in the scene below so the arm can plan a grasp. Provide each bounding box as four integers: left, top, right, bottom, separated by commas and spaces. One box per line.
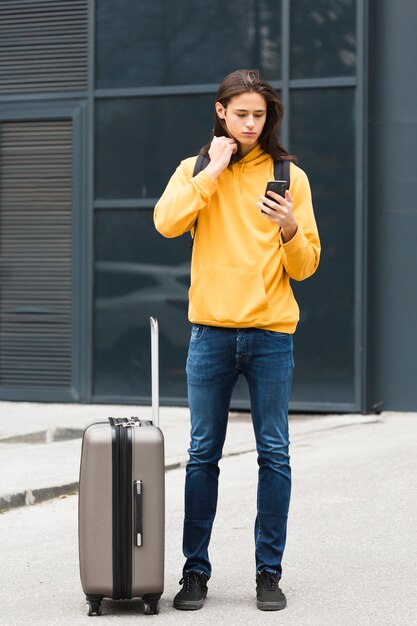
290, 88, 356, 405
290, 0, 356, 78
92, 209, 261, 406
93, 209, 191, 399
96, 0, 281, 88
94, 89, 357, 408
95, 95, 214, 200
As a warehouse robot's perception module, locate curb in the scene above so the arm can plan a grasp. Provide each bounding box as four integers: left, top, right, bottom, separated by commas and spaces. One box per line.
0, 482, 79, 512
0, 447, 258, 513
0, 417, 380, 513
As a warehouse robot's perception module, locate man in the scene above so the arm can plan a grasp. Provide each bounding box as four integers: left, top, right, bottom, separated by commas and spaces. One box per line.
154, 68, 320, 611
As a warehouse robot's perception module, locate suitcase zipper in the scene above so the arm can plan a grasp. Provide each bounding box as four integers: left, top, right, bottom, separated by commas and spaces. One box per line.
109, 418, 133, 600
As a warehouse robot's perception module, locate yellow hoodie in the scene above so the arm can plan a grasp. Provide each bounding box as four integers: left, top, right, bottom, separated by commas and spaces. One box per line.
154, 145, 320, 333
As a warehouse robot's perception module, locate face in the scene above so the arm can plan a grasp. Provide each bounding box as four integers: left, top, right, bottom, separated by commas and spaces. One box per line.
215, 92, 267, 155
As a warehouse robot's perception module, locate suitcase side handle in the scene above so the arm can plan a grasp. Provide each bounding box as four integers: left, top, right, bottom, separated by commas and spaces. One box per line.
150, 317, 159, 429
134, 480, 143, 547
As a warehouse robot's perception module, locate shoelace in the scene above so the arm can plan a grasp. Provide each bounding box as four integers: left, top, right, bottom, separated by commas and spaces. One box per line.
179, 571, 202, 592
258, 570, 278, 591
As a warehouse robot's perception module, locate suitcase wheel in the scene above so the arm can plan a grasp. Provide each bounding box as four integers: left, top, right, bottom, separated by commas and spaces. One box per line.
86, 596, 103, 616
143, 594, 160, 615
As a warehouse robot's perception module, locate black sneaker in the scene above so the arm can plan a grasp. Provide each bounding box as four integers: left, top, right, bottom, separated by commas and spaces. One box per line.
256, 570, 287, 611
173, 571, 209, 610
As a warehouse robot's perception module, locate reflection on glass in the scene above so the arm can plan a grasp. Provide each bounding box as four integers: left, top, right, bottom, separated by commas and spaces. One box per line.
290, 0, 356, 78
96, 0, 281, 88
290, 88, 356, 404
95, 95, 214, 199
93, 210, 191, 399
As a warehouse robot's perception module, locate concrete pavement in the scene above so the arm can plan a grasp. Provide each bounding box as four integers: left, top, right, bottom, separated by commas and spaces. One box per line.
1, 404, 417, 624
0, 401, 380, 511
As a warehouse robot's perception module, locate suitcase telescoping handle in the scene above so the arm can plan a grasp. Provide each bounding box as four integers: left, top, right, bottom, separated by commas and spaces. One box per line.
133, 319, 158, 550
150, 317, 159, 429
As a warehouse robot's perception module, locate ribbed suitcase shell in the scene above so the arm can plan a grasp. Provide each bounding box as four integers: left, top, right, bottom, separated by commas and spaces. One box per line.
78, 319, 164, 615
78, 421, 164, 601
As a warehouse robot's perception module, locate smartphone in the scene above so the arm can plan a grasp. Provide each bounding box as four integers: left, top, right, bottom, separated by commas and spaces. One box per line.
262, 180, 289, 213
266, 180, 288, 198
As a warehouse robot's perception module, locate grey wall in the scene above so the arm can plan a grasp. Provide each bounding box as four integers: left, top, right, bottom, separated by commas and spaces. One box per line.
367, 0, 417, 410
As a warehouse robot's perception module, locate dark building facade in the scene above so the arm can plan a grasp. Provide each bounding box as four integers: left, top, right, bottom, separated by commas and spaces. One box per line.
0, 0, 415, 412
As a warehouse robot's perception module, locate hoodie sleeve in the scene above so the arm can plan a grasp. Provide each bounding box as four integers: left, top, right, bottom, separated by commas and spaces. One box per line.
154, 157, 218, 238
279, 165, 321, 281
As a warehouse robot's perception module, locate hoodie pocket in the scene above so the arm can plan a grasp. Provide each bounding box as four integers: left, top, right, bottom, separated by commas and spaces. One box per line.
189, 265, 270, 325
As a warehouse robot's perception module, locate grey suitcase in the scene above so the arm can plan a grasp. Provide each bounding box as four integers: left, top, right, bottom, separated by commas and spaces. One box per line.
78, 317, 164, 616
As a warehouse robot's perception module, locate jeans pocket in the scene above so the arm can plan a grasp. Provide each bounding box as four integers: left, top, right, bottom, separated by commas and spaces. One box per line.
262, 330, 294, 368
190, 324, 207, 342
264, 330, 291, 339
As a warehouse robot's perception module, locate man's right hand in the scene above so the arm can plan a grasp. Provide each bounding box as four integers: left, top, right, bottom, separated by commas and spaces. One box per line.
204, 136, 238, 180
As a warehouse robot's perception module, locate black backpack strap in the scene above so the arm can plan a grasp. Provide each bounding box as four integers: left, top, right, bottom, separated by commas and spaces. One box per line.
273, 159, 291, 188
190, 154, 210, 247
193, 153, 210, 177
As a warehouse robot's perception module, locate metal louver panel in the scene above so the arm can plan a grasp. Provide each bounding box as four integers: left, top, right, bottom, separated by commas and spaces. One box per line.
0, 0, 88, 94
0, 120, 73, 388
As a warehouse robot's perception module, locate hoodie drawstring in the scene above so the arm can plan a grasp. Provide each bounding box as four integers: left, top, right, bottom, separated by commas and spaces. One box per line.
232, 162, 246, 194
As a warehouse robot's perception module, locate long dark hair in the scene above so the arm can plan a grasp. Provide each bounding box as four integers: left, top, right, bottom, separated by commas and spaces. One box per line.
200, 69, 296, 163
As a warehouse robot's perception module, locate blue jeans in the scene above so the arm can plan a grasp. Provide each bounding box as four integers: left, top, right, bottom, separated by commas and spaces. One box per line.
183, 324, 294, 578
